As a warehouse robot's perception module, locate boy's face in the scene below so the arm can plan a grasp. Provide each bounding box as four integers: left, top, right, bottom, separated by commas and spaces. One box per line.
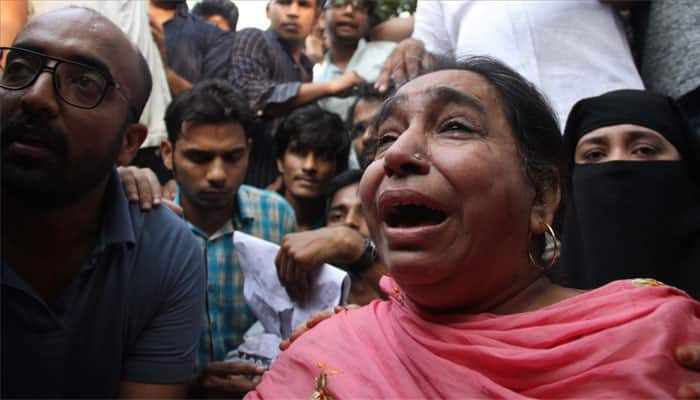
267, 0, 320, 44
277, 146, 337, 200
323, 0, 370, 45
162, 122, 251, 212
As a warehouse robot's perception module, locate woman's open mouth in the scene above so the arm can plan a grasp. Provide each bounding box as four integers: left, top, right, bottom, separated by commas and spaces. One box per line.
378, 189, 448, 229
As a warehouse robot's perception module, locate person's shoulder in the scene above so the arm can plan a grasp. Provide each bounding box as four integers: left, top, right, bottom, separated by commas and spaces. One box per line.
234, 27, 267, 44
365, 40, 397, 52
239, 184, 293, 211
128, 204, 202, 267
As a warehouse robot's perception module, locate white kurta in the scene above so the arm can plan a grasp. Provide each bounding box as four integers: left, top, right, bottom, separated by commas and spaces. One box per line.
413, 0, 644, 129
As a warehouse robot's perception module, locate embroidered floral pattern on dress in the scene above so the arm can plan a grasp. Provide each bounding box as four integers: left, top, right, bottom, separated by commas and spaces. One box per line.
310, 362, 342, 400
632, 278, 667, 288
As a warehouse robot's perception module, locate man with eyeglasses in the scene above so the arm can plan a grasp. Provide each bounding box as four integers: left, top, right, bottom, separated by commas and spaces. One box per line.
1, 7, 204, 398
313, 0, 395, 125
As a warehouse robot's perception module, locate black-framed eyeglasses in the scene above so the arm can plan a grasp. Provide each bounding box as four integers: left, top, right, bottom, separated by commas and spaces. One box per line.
324, 0, 369, 12
0, 46, 138, 118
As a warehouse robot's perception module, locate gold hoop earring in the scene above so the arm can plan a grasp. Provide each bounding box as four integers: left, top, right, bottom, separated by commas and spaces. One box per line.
528, 223, 560, 271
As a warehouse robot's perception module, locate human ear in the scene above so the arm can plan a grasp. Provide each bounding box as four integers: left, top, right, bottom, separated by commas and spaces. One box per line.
161, 140, 174, 171
276, 157, 285, 174
116, 123, 147, 166
528, 168, 561, 235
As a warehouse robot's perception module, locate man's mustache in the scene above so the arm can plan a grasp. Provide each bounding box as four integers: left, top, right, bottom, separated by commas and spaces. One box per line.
1, 112, 68, 157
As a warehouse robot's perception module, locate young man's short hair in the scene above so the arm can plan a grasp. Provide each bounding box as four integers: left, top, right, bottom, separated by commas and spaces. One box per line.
192, 0, 239, 31
325, 168, 363, 213
165, 79, 254, 143
275, 104, 350, 172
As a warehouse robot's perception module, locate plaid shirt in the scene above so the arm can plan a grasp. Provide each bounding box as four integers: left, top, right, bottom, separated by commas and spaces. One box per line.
176, 185, 296, 370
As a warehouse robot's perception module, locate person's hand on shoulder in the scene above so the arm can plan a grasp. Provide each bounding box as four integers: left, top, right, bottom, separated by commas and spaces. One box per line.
677, 345, 700, 399
375, 38, 433, 93
279, 305, 360, 351
117, 167, 182, 215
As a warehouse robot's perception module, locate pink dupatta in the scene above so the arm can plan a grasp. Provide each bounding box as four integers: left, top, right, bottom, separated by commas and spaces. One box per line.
249, 278, 700, 399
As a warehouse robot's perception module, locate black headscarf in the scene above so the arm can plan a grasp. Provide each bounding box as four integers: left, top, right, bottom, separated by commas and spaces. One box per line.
559, 90, 700, 299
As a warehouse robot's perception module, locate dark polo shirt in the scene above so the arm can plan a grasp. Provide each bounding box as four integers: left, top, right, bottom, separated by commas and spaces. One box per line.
1, 170, 205, 398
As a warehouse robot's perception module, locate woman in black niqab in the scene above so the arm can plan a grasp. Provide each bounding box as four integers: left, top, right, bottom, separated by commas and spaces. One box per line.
560, 89, 700, 299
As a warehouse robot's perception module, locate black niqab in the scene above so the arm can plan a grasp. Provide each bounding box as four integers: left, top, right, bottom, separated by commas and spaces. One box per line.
560, 90, 700, 299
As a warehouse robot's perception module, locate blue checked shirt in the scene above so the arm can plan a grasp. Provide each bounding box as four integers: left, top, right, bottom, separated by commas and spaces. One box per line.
176, 185, 297, 370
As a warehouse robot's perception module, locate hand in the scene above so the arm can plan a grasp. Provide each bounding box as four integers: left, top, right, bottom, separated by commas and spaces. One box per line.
117, 166, 161, 211
148, 13, 168, 65
279, 305, 359, 351
375, 38, 433, 93
161, 179, 177, 201
676, 345, 700, 399
275, 226, 365, 301
195, 361, 265, 399
329, 70, 365, 97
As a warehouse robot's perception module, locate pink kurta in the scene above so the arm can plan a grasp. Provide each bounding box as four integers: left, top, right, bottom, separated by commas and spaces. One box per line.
249, 278, 700, 399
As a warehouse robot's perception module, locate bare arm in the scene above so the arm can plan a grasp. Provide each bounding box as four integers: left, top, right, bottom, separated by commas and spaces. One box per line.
265, 71, 364, 117
370, 16, 414, 43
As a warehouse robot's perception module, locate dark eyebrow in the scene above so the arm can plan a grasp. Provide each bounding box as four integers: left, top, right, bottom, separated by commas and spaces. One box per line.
577, 136, 608, 147
328, 204, 349, 212
11, 43, 115, 81
426, 85, 485, 114
372, 86, 485, 131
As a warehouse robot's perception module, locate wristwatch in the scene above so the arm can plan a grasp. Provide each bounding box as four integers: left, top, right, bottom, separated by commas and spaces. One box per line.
345, 237, 377, 275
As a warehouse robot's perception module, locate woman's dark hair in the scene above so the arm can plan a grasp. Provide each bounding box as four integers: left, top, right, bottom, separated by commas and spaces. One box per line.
275, 104, 350, 173
165, 79, 254, 144
192, 0, 239, 31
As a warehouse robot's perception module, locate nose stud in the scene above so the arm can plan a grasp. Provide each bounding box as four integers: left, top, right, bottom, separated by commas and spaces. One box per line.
412, 153, 424, 161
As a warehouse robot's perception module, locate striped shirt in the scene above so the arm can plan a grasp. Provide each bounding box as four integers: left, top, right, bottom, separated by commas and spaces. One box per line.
230, 28, 314, 188
177, 185, 297, 369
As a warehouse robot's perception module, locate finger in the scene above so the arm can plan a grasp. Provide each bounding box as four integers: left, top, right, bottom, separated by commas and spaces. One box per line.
119, 169, 139, 203
207, 362, 265, 376
162, 179, 177, 200
403, 48, 424, 81
421, 50, 435, 74
134, 170, 154, 211
677, 345, 700, 369
162, 199, 183, 216
145, 169, 161, 205
279, 338, 291, 351
306, 310, 334, 329
334, 304, 360, 313
391, 59, 407, 89
678, 383, 700, 399
376, 50, 401, 93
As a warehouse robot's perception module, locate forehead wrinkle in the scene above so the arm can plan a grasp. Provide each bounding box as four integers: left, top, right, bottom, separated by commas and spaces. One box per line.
426, 85, 485, 114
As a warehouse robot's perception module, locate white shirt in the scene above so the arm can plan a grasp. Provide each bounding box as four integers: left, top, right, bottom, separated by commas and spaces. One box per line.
413, 0, 644, 129
314, 39, 396, 121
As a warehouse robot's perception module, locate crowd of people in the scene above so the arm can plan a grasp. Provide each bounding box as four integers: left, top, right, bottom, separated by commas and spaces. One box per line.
1, 0, 699, 398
